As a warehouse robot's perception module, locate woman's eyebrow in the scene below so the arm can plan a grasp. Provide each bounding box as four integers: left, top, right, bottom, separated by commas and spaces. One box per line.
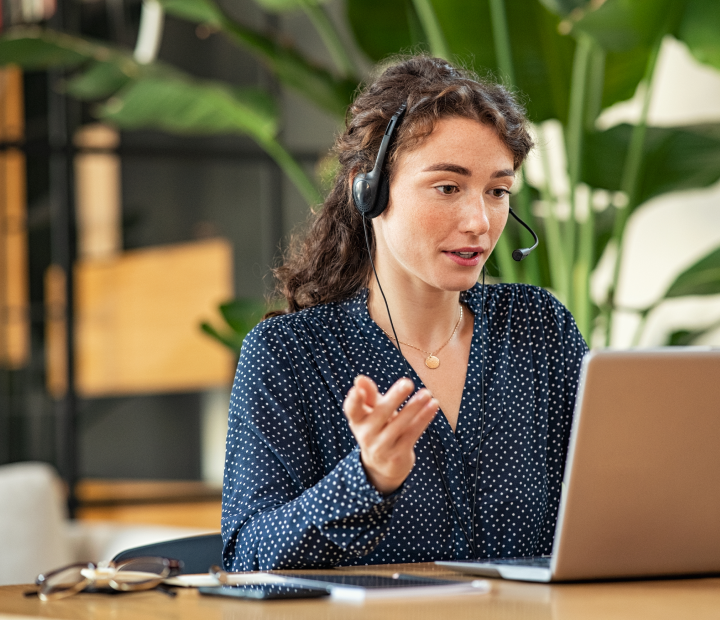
491, 169, 515, 179
422, 163, 471, 175
421, 164, 516, 179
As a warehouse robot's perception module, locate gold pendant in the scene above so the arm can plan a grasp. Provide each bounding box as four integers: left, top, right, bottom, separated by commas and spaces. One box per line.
425, 355, 440, 369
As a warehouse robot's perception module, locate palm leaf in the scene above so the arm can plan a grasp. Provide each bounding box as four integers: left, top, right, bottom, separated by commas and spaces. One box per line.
665, 246, 720, 298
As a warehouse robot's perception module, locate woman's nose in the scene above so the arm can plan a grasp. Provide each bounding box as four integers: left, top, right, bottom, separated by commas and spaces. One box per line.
461, 197, 490, 235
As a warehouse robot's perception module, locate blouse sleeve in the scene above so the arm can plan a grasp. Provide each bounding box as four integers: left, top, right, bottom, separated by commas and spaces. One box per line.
221, 320, 403, 571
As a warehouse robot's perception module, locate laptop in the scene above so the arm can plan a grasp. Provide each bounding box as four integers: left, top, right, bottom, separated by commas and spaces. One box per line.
437, 348, 720, 582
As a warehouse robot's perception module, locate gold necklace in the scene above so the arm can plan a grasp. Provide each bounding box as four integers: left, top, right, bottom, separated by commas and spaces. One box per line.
380, 305, 463, 369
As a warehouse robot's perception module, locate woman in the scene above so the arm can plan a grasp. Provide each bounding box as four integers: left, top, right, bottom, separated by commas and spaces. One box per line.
222, 55, 588, 571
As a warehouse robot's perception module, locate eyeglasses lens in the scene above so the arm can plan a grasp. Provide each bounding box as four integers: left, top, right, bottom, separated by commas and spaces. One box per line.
38, 565, 90, 601
111, 558, 171, 591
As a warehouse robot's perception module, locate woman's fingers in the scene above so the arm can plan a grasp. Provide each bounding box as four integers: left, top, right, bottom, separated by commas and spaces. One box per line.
393, 397, 439, 451
368, 377, 415, 431
343, 385, 371, 425
344, 375, 381, 424
347, 378, 438, 495
378, 389, 438, 447
354, 375, 379, 408
347, 376, 415, 434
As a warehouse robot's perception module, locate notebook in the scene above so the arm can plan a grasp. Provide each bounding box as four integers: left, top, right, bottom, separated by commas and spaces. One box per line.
437, 348, 720, 582
275, 573, 489, 601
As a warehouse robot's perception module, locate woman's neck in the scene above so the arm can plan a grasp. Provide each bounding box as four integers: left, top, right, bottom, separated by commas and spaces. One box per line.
367, 274, 464, 354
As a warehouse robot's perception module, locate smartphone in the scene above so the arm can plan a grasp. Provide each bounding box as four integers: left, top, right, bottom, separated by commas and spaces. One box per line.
198, 584, 330, 600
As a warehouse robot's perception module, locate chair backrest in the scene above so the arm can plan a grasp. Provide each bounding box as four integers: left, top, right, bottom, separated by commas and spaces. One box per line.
0, 462, 72, 585
111, 533, 223, 575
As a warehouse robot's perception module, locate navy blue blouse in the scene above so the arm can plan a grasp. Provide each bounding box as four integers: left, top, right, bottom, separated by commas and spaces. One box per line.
222, 283, 588, 571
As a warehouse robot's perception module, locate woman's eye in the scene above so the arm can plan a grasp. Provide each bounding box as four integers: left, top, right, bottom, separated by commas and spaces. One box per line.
491, 188, 512, 198
436, 185, 458, 195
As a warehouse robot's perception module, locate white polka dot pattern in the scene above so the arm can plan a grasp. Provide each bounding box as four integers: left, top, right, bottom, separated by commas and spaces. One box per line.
221, 284, 588, 571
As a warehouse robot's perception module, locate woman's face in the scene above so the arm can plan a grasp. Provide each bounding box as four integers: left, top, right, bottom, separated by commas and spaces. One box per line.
373, 116, 516, 293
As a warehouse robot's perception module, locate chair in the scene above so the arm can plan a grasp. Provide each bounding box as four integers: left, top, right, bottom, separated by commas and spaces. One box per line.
111, 533, 223, 575
0, 461, 219, 585
0, 462, 72, 585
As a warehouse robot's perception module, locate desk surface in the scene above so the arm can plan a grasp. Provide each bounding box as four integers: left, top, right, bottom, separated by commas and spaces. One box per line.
2, 563, 720, 620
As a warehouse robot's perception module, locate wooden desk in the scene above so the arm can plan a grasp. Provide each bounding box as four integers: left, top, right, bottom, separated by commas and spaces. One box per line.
2, 563, 720, 620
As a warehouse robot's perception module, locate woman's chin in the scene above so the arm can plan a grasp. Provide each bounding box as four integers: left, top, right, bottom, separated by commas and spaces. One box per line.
431, 271, 484, 293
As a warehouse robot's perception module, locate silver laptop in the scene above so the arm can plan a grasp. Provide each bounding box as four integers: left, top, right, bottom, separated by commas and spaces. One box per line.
437, 348, 720, 582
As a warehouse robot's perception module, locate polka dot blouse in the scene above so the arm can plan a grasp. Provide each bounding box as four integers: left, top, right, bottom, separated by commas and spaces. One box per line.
222, 283, 588, 571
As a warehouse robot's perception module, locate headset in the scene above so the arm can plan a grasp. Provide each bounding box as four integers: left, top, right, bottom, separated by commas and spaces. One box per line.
351, 102, 539, 261
351, 101, 540, 559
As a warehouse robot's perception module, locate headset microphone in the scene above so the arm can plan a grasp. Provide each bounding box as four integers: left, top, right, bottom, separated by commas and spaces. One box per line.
509, 208, 539, 261
352, 103, 407, 219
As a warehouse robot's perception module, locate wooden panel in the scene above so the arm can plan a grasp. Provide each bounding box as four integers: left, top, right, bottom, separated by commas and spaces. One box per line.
74, 124, 122, 260
75, 480, 222, 528
74, 152, 122, 259
74, 239, 235, 397
44, 265, 68, 398
0, 66, 29, 369
75, 501, 222, 529
76, 479, 222, 503
0, 66, 23, 141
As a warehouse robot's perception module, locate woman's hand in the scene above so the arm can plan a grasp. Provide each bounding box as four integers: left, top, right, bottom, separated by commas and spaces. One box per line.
343, 375, 439, 495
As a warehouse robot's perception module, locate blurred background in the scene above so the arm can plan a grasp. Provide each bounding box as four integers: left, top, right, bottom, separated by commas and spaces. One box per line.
0, 0, 719, 583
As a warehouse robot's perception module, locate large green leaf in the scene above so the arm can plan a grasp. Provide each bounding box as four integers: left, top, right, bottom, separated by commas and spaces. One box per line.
346, 0, 417, 61
346, 0, 652, 124
161, 0, 224, 25
347, 0, 575, 123
537, 0, 590, 16
677, 0, 720, 72
97, 74, 278, 140
253, 0, 330, 12
0, 27, 91, 68
0, 27, 320, 205
572, 0, 720, 100
65, 61, 133, 100
0, 27, 144, 102
226, 22, 357, 118
200, 322, 245, 354
98, 72, 321, 203
502, 0, 575, 123
0, 26, 135, 71
571, 0, 680, 52
0, 28, 277, 139
201, 298, 277, 354
218, 298, 268, 335
665, 322, 720, 346
665, 245, 720, 298
601, 46, 651, 109
583, 123, 720, 206
568, 0, 686, 110
159, 0, 356, 117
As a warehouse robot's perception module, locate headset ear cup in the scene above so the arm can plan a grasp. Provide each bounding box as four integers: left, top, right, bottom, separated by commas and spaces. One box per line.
366, 174, 390, 218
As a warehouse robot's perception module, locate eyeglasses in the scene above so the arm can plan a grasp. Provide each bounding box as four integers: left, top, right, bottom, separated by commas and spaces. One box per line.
34, 557, 182, 601
209, 564, 229, 584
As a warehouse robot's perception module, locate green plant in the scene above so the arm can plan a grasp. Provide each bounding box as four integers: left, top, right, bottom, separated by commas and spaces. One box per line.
200, 298, 269, 355
348, 0, 720, 346
2, 0, 720, 349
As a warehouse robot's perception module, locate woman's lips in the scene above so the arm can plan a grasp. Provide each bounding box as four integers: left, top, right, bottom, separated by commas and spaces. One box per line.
442, 249, 483, 266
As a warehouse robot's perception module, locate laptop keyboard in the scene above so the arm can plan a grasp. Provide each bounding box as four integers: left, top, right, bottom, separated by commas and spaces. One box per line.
484, 556, 552, 567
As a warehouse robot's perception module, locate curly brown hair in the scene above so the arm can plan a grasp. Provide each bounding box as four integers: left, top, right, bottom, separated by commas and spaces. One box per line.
268, 54, 534, 316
